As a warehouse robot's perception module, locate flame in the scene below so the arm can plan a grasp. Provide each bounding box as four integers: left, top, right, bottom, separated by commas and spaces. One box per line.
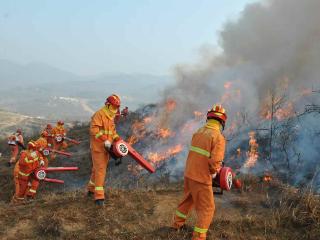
263, 175, 272, 182
220, 81, 241, 105
237, 148, 241, 157
157, 128, 174, 138
148, 144, 183, 164
127, 120, 148, 145
261, 100, 295, 121
165, 99, 177, 112
243, 131, 259, 169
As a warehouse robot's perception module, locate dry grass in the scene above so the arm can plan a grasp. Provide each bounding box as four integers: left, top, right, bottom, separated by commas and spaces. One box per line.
0, 180, 319, 240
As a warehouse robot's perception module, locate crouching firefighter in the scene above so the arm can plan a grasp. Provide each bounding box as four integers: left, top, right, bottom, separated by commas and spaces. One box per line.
172, 104, 227, 240
12, 141, 44, 203
87, 94, 121, 206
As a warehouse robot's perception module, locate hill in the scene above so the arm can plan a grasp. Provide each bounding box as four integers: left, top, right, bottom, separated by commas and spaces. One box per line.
0, 60, 172, 120
0, 124, 319, 240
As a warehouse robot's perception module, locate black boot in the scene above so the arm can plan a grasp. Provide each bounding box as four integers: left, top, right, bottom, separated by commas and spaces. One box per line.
95, 199, 105, 206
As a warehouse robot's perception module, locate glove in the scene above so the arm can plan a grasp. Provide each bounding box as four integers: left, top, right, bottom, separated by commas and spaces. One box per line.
104, 140, 112, 150
40, 160, 45, 166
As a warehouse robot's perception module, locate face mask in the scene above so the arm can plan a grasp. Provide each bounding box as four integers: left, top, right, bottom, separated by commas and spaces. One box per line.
108, 104, 118, 114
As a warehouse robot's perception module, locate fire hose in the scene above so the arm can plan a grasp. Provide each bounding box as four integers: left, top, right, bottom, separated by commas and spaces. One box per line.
34, 167, 79, 184
55, 135, 81, 145
212, 167, 242, 195
42, 148, 72, 157
108, 139, 156, 173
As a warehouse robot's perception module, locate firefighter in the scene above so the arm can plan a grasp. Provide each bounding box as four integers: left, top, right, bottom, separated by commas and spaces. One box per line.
45, 124, 54, 147
51, 121, 68, 160
87, 94, 121, 206
172, 104, 227, 240
12, 141, 44, 203
7, 129, 25, 166
35, 130, 50, 167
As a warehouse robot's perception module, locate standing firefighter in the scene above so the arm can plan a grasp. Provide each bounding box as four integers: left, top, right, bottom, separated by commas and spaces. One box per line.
87, 94, 121, 206
51, 121, 68, 160
7, 129, 25, 166
172, 104, 227, 240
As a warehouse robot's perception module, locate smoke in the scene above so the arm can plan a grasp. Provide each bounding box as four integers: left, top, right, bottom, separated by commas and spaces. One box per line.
163, 0, 318, 117
151, 0, 320, 185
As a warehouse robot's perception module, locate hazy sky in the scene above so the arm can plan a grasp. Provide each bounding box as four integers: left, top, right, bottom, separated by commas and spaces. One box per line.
0, 0, 258, 76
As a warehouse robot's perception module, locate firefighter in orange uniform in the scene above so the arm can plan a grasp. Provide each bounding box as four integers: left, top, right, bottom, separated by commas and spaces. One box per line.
12, 141, 44, 203
51, 121, 68, 160
45, 124, 54, 147
172, 104, 227, 240
87, 94, 121, 206
7, 129, 25, 166
35, 131, 50, 167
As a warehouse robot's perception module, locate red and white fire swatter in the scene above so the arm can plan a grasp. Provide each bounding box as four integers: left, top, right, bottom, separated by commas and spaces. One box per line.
218, 167, 234, 191
35, 167, 79, 184
112, 140, 155, 173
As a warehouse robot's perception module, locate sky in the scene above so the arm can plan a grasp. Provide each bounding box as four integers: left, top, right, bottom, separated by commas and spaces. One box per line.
0, 0, 259, 76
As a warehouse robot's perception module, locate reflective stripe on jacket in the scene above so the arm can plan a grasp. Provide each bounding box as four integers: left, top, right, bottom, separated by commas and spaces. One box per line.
90, 106, 119, 152
184, 122, 226, 185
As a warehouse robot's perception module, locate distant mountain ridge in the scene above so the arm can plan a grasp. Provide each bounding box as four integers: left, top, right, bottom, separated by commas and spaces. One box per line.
0, 60, 172, 120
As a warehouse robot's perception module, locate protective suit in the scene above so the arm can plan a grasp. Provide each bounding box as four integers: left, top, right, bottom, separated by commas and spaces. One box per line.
35, 133, 49, 167
8, 130, 24, 165
51, 122, 68, 160
173, 105, 227, 240
13, 141, 43, 202
45, 124, 54, 147
87, 94, 120, 205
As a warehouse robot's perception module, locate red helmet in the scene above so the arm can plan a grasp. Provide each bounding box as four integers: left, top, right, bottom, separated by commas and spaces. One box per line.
105, 94, 121, 108
207, 104, 227, 128
57, 120, 64, 126
27, 141, 37, 150
16, 129, 22, 135
46, 124, 52, 129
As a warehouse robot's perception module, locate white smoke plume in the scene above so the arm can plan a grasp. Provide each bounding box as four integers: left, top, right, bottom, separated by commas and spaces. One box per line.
144, 0, 320, 186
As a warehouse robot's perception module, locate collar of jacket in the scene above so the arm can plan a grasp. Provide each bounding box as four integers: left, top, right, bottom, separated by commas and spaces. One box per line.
102, 106, 115, 120
205, 119, 222, 132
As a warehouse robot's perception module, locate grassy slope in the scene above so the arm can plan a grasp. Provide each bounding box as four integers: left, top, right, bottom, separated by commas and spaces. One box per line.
0, 125, 319, 240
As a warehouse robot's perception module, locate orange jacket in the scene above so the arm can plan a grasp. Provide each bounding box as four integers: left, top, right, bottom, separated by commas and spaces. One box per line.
18, 150, 43, 178
35, 137, 48, 158
184, 120, 226, 185
52, 126, 67, 138
90, 106, 119, 152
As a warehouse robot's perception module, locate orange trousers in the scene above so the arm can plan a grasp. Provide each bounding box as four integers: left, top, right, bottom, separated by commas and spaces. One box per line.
87, 150, 110, 200
10, 145, 19, 163
16, 175, 39, 199
173, 177, 215, 240
13, 163, 20, 197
